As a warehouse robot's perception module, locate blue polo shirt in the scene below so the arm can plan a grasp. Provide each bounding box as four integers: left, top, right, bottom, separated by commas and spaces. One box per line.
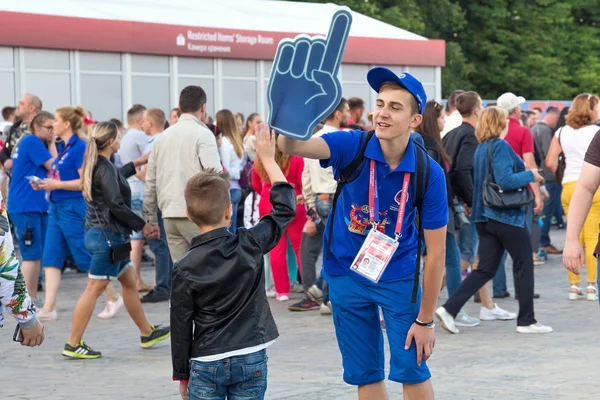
8, 135, 52, 214
320, 130, 448, 281
50, 134, 86, 203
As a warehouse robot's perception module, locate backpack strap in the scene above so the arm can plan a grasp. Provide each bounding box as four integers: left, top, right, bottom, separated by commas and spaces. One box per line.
411, 141, 431, 303
325, 130, 375, 259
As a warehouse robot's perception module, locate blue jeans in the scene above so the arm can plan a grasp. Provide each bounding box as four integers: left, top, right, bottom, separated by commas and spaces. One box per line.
458, 217, 479, 264
540, 180, 559, 247
188, 349, 268, 400
493, 204, 533, 296
149, 210, 173, 295
229, 188, 242, 233
445, 232, 462, 298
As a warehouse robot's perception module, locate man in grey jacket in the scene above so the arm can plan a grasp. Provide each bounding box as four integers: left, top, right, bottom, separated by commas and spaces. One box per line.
143, 86, 222, 262
532, 106, 562, 254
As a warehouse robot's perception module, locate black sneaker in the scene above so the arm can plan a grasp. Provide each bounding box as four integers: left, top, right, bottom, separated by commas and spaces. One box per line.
474, 292, 481, 303
288, 298, 320, 311
141, 290, 170, 303
493, 291, 511, 299
62, 341, 102, 359
141, 325, 171, 349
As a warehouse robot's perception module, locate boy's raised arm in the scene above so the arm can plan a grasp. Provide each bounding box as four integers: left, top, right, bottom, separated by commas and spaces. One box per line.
277, 134, 331, 160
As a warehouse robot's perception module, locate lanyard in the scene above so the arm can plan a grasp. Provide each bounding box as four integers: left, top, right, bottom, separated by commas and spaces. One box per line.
369, 160, 411, 241
52, 142, 72, 172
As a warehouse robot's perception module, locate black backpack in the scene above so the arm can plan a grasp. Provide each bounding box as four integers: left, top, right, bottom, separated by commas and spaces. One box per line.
325, 130, 431, 303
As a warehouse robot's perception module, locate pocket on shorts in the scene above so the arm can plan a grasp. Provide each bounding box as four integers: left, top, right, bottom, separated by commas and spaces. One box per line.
240, 353, 268, 397
189, 362, 218, 398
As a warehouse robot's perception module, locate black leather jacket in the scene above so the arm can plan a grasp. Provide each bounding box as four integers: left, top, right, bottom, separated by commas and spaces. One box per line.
442, 122, 478, 207
170, 182, 296, 381
84, 156, 145, 235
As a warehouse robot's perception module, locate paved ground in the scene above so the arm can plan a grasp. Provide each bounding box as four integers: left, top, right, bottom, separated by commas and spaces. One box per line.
2, 230, 600, 399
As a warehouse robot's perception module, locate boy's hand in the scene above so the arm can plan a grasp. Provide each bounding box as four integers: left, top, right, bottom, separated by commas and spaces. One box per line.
179, 381, 188, 400
255, 123, 276, 162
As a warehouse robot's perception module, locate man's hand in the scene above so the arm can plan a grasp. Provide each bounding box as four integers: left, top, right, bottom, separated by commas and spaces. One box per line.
179, 381, 188, 400
405, 323, 435, 367
20, 320, 45, 347
533, 195, 544, 215
540, 186, 550, 200
304, 220, 317, 236
296, 194, 305, 205
134, 152, 150, 168
142, 223, 160, 240
563, 240, 585, 275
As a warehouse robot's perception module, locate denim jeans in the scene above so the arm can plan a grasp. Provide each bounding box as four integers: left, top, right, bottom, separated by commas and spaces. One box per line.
540, 180, 559, 247
229, 188, 243, 233
458, 217, 479, 264
148, 210, 173, 295
188, 349, 268, 400
445, 232, 462, 298
493, 204, 533, 296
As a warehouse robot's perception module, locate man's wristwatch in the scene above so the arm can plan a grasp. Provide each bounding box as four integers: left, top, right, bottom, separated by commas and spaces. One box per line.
415, 319, 435, 329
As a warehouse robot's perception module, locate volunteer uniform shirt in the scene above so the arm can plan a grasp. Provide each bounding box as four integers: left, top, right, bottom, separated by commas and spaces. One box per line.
320, 130, 448, 281
8, 135, 51, 214
49, 134, 86, 203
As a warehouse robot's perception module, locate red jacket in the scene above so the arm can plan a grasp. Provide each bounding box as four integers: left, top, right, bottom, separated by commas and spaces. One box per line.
252, 156, 305, 217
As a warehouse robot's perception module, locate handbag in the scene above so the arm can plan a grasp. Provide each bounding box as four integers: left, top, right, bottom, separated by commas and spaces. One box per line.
482, 140, 533, 210
93, 207, 131, 263
555, 127, 566, 184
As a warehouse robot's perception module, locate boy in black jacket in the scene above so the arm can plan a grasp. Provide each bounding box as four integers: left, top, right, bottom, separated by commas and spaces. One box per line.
170, 125, 296, 400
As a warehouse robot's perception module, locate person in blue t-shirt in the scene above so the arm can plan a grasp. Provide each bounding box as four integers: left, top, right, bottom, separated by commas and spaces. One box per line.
278, 68, 448, 399
8, 111, 57, 300
33, 106, 92, 321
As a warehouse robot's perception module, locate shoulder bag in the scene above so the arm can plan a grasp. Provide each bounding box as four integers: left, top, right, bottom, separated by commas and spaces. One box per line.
555, 127, 566, 184
92, 207, 131, 263
482, 140, 533, 210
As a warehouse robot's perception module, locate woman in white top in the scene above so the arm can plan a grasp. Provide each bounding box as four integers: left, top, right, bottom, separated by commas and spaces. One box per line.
242, 113, 262, 162
216, 109, 246, 233
546, 93, 600, 301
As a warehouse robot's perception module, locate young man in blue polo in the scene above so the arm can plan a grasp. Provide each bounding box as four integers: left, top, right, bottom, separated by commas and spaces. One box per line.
278, 67, 448, 399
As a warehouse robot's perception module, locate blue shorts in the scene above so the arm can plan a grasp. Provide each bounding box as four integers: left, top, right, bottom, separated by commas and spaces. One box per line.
130, 196, 145, 240
85, 228, 131, 280
10, 212, 48, 261
457, 218, 479, 264
42, 198, 91, 271
324, 270, 431, 386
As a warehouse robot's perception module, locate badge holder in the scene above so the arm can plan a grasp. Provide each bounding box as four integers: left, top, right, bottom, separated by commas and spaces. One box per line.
350, 161, 410, 283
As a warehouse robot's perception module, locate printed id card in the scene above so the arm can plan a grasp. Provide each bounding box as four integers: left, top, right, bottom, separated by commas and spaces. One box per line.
350, 228, 399, 282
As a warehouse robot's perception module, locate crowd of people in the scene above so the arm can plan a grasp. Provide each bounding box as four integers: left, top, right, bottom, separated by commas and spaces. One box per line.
1, 66, 600, 399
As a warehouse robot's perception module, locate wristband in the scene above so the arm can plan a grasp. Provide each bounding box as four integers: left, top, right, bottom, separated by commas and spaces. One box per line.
415, 319, 435, 328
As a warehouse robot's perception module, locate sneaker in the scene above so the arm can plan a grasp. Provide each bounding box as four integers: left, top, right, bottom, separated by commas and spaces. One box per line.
37, 308, 57, 321
454, 310, 480, 327
320, 301, 332, 316
141, 325, 171, 349
543, 244, 563, 255
97, 296, 124, 319
290, 282, 304, 293
473, 292, 481, 303
516, 323, 553, 334
288, 298, 320, 311
587, 285, 598, 301
493, 291, 511, 299
62, 341, 102, 359
479, 304, 517, 321
307, 285, 324, 302
276, 294, 289, 301
266, 288, 276, 298
435, 307, 459, 334
569, 285, 583, 301
141, 290, 170, 303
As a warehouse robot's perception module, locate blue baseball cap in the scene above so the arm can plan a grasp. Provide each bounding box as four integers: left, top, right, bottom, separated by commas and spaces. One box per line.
367, 67, 427, 115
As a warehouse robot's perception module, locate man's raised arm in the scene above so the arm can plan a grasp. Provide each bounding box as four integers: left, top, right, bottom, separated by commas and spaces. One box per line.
277, 135, 331, 160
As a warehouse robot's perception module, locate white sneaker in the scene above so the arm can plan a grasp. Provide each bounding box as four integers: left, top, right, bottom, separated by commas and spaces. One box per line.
479, 304, 517, 321
307, 285, 324, 302
266, 288, 276, 298
37, 308, 57, 321
320, 301, 332, 315
517, 323, 553, 334
586, 285, 598, 301
569, 285, 583, 301
435, 307, 459, 334
276, 294, 289, 301
454, 310, 480, 327
97, 296, 124, 319
291, 282, 304, 293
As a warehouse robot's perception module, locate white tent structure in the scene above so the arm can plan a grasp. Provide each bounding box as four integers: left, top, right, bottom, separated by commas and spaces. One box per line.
0, 0, 445, 121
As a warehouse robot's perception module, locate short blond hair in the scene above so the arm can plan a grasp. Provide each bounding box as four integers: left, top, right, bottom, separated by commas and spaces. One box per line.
475, 106, 508, 143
